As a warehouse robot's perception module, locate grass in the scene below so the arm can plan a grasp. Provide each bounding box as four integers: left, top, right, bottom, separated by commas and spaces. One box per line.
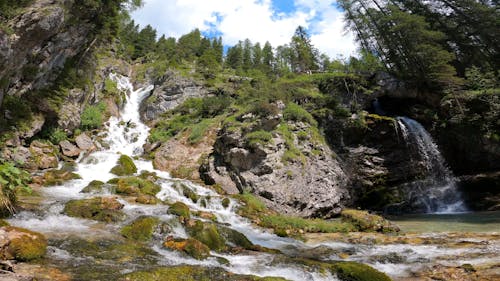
245, 130, 273, 146
80, 102, 107, 130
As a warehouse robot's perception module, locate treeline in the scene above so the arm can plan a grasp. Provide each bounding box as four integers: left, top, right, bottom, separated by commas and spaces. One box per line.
338, 0, 499, 92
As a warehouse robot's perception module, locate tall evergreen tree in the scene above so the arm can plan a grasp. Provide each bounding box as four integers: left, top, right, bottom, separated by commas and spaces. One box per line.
290, 26, 319, 73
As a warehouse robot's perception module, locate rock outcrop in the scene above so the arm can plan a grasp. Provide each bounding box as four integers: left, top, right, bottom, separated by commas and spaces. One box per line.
140, 71, 209, 122
202, 116, 350, 218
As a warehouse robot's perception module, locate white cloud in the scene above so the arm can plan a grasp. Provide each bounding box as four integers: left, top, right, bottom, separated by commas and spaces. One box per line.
131, 0, 357, 58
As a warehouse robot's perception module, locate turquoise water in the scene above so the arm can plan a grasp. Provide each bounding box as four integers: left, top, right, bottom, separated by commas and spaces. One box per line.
389, 211, 500, 233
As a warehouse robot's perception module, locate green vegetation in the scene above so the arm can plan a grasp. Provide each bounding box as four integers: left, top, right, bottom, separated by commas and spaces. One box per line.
167, 201, 191, 219
6, 226, 47, 261
185, 220, 226, 251
120, 216, 160, 241
0, 162, 32, 216
115, 176, 160, 196
0, 0, 34, 19
245, 130, 273, 146
81, 180, 105, 193
80, 102, 107, 130
110, 154, 137, 176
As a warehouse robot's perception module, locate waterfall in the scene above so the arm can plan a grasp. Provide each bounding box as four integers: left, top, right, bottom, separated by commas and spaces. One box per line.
397, 116, 467, 213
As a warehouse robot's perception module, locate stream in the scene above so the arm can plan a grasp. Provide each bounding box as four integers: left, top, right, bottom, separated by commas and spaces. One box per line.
7, 75, 500, 280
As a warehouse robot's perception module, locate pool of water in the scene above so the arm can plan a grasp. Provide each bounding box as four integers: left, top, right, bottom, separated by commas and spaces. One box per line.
389, 211, 500, 233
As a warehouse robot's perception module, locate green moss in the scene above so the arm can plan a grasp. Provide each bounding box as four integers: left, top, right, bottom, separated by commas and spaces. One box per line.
283, 103, 317, 126
221, 197, 230, 208
81, 180, 105, 193
136, 194, 159, 205
7, 226, 47, 261
178, 183, 199, 203
0, 219, 10, 227
164, 238, 210, 260
120, 216, 160, 241
41, 169, 82, 186
217, 226, 254, 249
245, 130, 273, 146
122, 266, 290, 281
110, 154, 137, 176
333, 261, 392, 281
167, 201, 191, 219
341, 209, 399, 233
115, 177, 161, 196
185, 220, 226, 251
63, 197, 125, 222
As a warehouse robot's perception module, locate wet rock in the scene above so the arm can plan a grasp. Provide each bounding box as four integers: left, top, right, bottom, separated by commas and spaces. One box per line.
163, 238, 210, 260
80, 180, 105, 193
167, 202, 190, 219
19, 114, 45, 140
110, 155, 137, 176
63, 197, 125, 222
37, 169, 81, 186
0, 226, 47, 261
135, 194, 159, 205
75, 133, 95, 151
59, 140, 81, 157
459, 171, 500, 211
341, 209, 399, 233
185, 220, 226, 251
114, 177, 160, 196
217, 226, 254, 250
120, 216, 160, 241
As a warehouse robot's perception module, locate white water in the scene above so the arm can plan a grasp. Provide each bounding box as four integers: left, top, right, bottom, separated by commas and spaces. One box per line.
397, 117, 467, 213
6, 76, 497, 280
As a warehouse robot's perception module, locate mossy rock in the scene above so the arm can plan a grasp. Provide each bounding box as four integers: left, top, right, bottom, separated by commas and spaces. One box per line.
167, 201, 190, 219
217, 226, 254, 250
110, 154, 137, 176
176, 183, 199, 203
115, 177, 161, 196
41, 169, 82, 186
185, 220, 226, 251
81, 180, 105, 193
121, 216, 160, 241
138, 170, 159, 181
136, 194, 159, 205
333, 261, 392, 281
221, 197, 230, 208
4, 226, 47, 261
121, 266, 290, 281
341, 209, 399, 233
163, 238, 210, 260
0, 220, 10, 227
63, 197, 126, 222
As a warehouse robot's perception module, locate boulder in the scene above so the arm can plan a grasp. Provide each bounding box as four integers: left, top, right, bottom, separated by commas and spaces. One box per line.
120, 216, 160, 241
38, 169, 81, 186
63, 197, 125, 222
167, 202, 191, 219
185, 220, 226, 251
80, 180, 105, 193
75, 133, 95, 151
110, 155, 137, 176
29, 140, 58, 170
163, 238, 210, 260
114, 176, 160, 196
0, 226, 47, 261
59, 140, 81, 157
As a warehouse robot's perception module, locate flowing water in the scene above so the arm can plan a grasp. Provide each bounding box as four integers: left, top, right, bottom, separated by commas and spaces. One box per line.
6, 76, 499, 280
397, 117, 467, 213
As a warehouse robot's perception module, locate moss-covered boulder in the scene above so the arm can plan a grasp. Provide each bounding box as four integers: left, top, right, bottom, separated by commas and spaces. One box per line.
175, 182, 199, 203
39, 169, 82, 186
110, 154, 137, 176
120, 266, 289, 281
167, 201, 191, 219
333, 261, 392, 281
114, 176, 161, 196
63, 197, 126, 222
217, 226, 254, 250
121, 216, 160, 241
163, 238, 210, 260
81, 180, 105, 193
341, 209, 399, 233
222, 197, 231, 208
0, 226, 47, 261
136, 194, 159, 205
185, 220, 226, 251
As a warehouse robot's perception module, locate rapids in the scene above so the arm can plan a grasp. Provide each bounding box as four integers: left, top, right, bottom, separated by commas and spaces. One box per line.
7, 75, 499, 281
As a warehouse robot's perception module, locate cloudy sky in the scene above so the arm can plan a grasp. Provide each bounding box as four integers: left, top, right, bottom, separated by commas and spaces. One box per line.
131, 0, 358, 59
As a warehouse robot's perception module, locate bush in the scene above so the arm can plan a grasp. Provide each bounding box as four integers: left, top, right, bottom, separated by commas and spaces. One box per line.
201, 96, 231, 117
248, 101, 279, 117
0, 162, 32, 215
80, 102, 106, 130
245, 130, 273, 146
283, 103, 317, 125
47, 127, 68, 144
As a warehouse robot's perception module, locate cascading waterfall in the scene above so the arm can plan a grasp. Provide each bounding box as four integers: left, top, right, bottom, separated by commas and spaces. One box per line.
396, 116, 467, 213
7, 76, 497, 280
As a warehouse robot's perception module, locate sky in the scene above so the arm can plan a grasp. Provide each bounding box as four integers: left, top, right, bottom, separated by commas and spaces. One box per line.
131, 0, 358, 59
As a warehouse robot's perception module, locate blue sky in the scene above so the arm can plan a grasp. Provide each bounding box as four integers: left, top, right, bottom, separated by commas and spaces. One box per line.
131, 0, 357, 59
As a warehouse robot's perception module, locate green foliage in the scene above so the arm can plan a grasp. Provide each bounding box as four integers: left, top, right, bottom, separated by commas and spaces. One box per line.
188, 119, 213, 144
283, 103, 317, 126
333, 261, 392, 281
45, 127, 68, 144
465, 66, 498, 91
120, 216, 160, 241
80, 102, 107, 130
0, 0, 33, 18
0, 162, 32, 214
245, 130, 273, 146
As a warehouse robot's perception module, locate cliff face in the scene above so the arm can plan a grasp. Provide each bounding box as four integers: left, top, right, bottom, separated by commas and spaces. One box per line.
0, 0, 95, 108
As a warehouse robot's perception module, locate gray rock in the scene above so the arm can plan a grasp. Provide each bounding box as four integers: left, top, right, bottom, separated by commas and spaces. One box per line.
29, 140, 58, 170
75, 133, 95, 151
59, 140, 81, 157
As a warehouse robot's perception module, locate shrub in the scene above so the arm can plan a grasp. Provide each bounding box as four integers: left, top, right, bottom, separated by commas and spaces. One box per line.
245, 130, 273, 146
248, 101, 279, 117
80, 102, 106, 130
283, 103, 317, 125
0, 162, 32, 215
47, 127, 68, 144
201, 96, 231, 117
